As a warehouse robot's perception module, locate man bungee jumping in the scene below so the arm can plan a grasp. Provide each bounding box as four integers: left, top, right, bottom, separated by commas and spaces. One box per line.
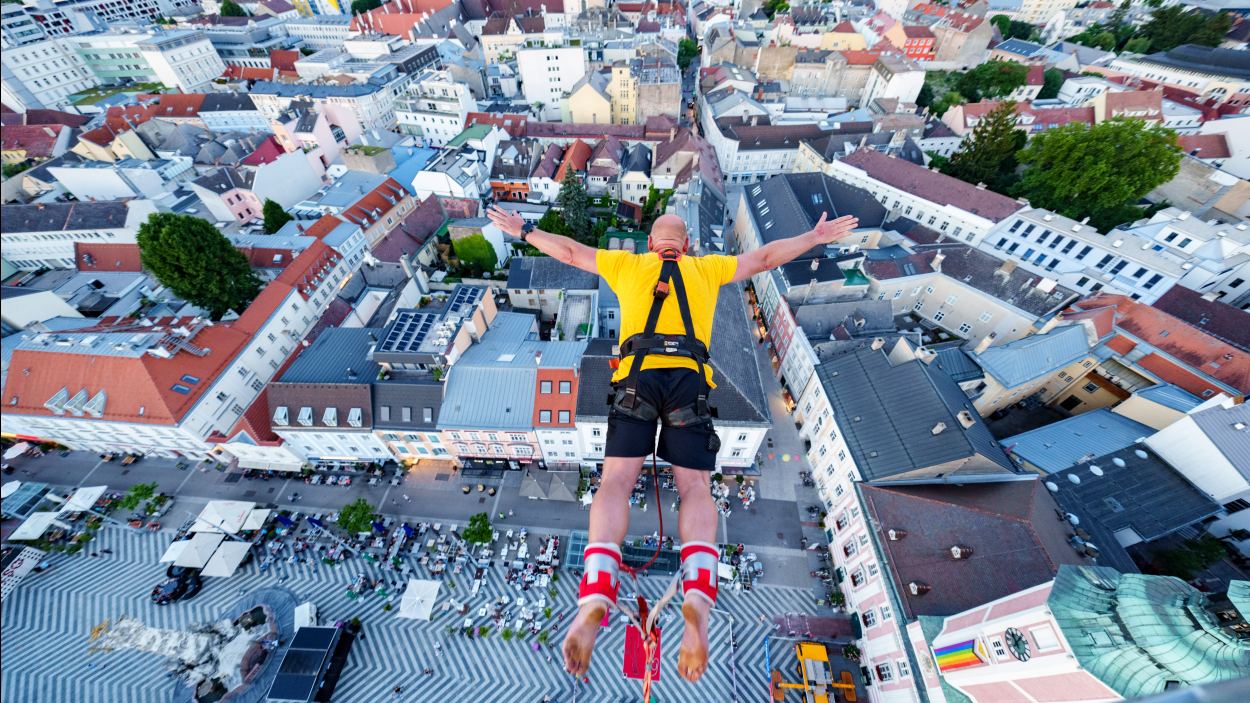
486, 204, 858, 683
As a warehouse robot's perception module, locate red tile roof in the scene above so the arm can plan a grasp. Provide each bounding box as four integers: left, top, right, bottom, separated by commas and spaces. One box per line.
464, 112, 529, 138
304, 214, 346, 239
1102, 89, 1162, 120
832, 20, 856, 32
74, 242, 143, 272
239, 246, 300, 269
16, 109, 91, 128
1152, 285, 1250, 352
1072, 293, 1250, 396
1026, 63, 1045, 86
840, 50, 883, 66
270, 49, 301, 72
555, 139, 592, 181
1105, 334, 1138, 356
275, 240, 341, 303
955, 100, 1095, 131
350, 0, 454, 34
222, 65, 282, 81
79, 105, 156, 146
242, 136, 285, 166
902, 25, 934, 38
841, 148, 1023, 222
149, 93, 206, 119
0, 124, 67, 159
1061, 304, 1115, 340
1176, 133, 1231, 159
339, 177, 409, 229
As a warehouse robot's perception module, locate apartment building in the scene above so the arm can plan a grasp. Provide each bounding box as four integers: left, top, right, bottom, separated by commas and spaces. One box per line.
506, 256, 600, 322
395, 69, 478, 146
67, 30, 225, 93
516, 46, 588, 122
249, 78, 402, 134
283, 16, 358, 51
0, 200, 157, 270
0, 36, 98, 112
1108, 44, 1250, 106
1, 238, 363, 457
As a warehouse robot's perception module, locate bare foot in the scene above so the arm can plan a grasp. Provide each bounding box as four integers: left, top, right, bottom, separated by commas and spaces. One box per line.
678, 598, 711, 682
562, 602, 607, 676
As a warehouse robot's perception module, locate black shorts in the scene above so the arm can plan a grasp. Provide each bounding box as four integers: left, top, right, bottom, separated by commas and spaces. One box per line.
605, 368, 719, 471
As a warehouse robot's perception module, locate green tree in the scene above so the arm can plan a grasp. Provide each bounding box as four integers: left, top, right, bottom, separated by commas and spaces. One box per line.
990, 14, 1036, 40
2, 161, 31, 179
117, 482, 158, 511
556, 169, 591, 243
940, 101, 1025, 194
536, 208, 569, 237
1140, 7, 1232, 52
1036, 68, 1064, 100
1017, 119, 1181, 232
219, 0, 247, 16
931, 91, 966, 117
452, 233, 498, 273
461, 512, 493, 545
957, 60, 1029, 102
262, 199, 292, 234
350, 0, 381, 14
762, 0, 788, 19
1123, 36, 1151, 54
337, 498, 376, 534
1068, 28, 1117, 51
137, 213, 262, 319
677, 38, 698, 73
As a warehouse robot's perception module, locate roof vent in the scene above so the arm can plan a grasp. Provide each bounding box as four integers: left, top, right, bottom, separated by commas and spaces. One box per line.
950, 545, 972, 559
1134, 449, 1148, 460
871, 337, 885, 350
1235, 422, 1247, 431
957, 410, 975, 429
908, 581, 931, 596
931, 421, 947, 435
888, 528, 907, 541
1068, 473, 1081, 485
1045, 481, 1059, 492
1112, 457, 1126, 468
1089, 465, 1104, 477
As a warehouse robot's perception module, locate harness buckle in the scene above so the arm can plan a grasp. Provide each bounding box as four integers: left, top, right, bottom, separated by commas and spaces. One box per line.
619, 386, 639, 410
653, 280, 670, 299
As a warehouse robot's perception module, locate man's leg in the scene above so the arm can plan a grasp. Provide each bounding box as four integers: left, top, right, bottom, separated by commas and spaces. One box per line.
673, 466, 719, 682
562, 455, 646, 676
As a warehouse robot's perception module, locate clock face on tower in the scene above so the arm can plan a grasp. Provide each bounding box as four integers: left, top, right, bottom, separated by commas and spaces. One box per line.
1004, 627, 1032, 662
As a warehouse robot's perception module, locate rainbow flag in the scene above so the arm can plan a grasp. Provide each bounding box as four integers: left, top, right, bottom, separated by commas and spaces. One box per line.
934, 639, 984, 672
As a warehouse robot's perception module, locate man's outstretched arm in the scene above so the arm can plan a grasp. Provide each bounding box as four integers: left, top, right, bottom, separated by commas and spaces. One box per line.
487, 205, 598, 274
730, 213, 858, 283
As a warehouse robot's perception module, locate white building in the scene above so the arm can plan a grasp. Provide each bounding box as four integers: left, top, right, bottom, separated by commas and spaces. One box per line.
0, 238, 363, 458
47, 157, 192, 201
281, 15, 358, 52
862, 54, 925, 106
249, 78, 402, 134
516, 46, 588, 121
0, 200, 157, 271
68, 29, 225, 93
394, 69, 478, 146
0, 36, 99, 112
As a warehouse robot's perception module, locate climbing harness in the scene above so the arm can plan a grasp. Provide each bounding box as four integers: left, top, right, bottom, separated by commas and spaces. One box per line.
609, 247, 720, 454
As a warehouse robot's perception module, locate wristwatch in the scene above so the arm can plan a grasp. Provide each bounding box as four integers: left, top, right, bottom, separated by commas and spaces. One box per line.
520, 222, 536, 241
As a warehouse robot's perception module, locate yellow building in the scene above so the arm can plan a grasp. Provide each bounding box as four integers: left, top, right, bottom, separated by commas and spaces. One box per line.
566, 72, 612, 124
608, 62, 638, 125
821, 21, 868, 51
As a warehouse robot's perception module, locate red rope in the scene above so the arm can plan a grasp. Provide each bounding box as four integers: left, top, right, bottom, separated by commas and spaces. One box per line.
621, 454, 665, 579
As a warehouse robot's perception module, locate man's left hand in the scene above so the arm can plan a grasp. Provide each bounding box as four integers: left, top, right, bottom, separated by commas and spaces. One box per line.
810, 213, 859, 244
487, 205, 525, 239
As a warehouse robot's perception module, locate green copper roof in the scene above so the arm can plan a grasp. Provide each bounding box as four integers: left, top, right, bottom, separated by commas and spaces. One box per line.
1048, 565, 1250, 698
446, 124, 492, 148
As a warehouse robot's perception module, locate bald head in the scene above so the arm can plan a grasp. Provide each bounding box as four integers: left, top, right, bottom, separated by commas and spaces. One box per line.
648, 214, 688, 253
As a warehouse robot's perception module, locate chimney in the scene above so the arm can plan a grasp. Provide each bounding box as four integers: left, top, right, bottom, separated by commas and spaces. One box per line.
950, 545, 973, 559
975, 182, 987, 190
670, 126, 677, 140
931, 251, 944, 271
931, 421, 947, 435
957, 410, 976, 429
973, 331, 997, 355
750, 115, 758, 126
810, 258, 820, 272
871, 337, 885, 351
534, 350, 542, 365
908, 581, 931, 596
887, 528, 907, 541
995, 259, 1017, 279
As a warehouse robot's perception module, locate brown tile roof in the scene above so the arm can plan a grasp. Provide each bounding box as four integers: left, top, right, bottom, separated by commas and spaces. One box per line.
1151, 286, 1250, 353
902, 25, 934, 38
841, 148, 1023, 222
832, 20, 856, 32
514, 11, 545, 33
940, 11, 984, 32
1072, 293, 1250, 395
74, 242, 142, 272
861, 480, 1080, 619
482, 13, 512, 34
531, 142, 564, 179
149, 93, 205, 119
526, 121, 647, 140
1176, 133, 1231, 159
1026, 63, 1045, 85
349, 0, 455, 33
464, 111, 528, 138
372, 195, 447, 262
79, 105, 156, 146
1, 124, 67, 159
1103, 89, 1163, 120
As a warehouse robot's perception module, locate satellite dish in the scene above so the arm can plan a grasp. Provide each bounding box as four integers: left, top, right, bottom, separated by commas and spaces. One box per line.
1089, 465, 1104, 477
1045, 481, 1059, 492
1068, 473, 1081, 484
1112, 457, 1126, 468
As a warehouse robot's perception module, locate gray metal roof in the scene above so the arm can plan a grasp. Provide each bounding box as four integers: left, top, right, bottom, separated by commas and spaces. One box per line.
1190, 402, 1250, 482
793, 300, 895, 341
1136, 383, 1202, 413
279, 327, 382, 384
744, 172, 886, 254
930, 345, 985, 384
815, 347, 1015, 481
0, 202, 128, 234
506, 256, 600, 291
1001, 409, 1154, 474
972, 323, 1090, 388
438, 366, 536, 430
1047, 445, 1221, 549
372, 377, 444, 430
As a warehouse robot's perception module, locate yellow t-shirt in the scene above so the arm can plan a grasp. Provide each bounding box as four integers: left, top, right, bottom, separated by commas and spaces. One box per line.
597, 249, 739, 387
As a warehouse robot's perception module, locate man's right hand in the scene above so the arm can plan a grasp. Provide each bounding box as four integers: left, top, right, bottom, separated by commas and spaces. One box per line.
487, 205, 525, 239
810, 213, 859, 244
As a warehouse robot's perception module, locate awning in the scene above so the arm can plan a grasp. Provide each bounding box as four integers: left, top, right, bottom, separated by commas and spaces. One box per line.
1, 481, 20, 499
241, 509, 271, 532
397, 579, 441, 620
61, 485, 108, 513
234, 457, 303, 472
9, 511, 64, 541
192, 500, 256, 534
3, 443, 30, 460
163, 532, 226, 568
200, 541, 252, 577
294, 602, 318, 629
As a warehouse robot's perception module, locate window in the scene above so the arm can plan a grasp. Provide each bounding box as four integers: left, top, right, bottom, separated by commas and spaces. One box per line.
933, 310, 946, 322
423, 407, 433, 423
540, 410, 552, 423
402, 407, 412, 422
991, 638, 1007, 658
1076, 276, 1090, 288
558, 410, 570, 423
737, 433, 748, 442
881, 605, 892, 621
540, 380, 552, 394
559, 381, 571, 394
1223, 498, 1250, 514
843, 540, 858, 557
896, 659, 910, 677
592, 427, 602, 437
978, 311, 993, 323
731, 448, 743, 457
861, 609, 877, 627
1083, 382, 1099, 393
957, 322, 972, 335
380, 406, 391, 422
850, 568, 866, 587
913, 300, 925, 312
875, 663, 893, 682
945, 295, 957, 305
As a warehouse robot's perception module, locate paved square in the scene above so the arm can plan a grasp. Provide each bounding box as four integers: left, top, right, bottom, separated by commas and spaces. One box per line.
2, 525, 823, 702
